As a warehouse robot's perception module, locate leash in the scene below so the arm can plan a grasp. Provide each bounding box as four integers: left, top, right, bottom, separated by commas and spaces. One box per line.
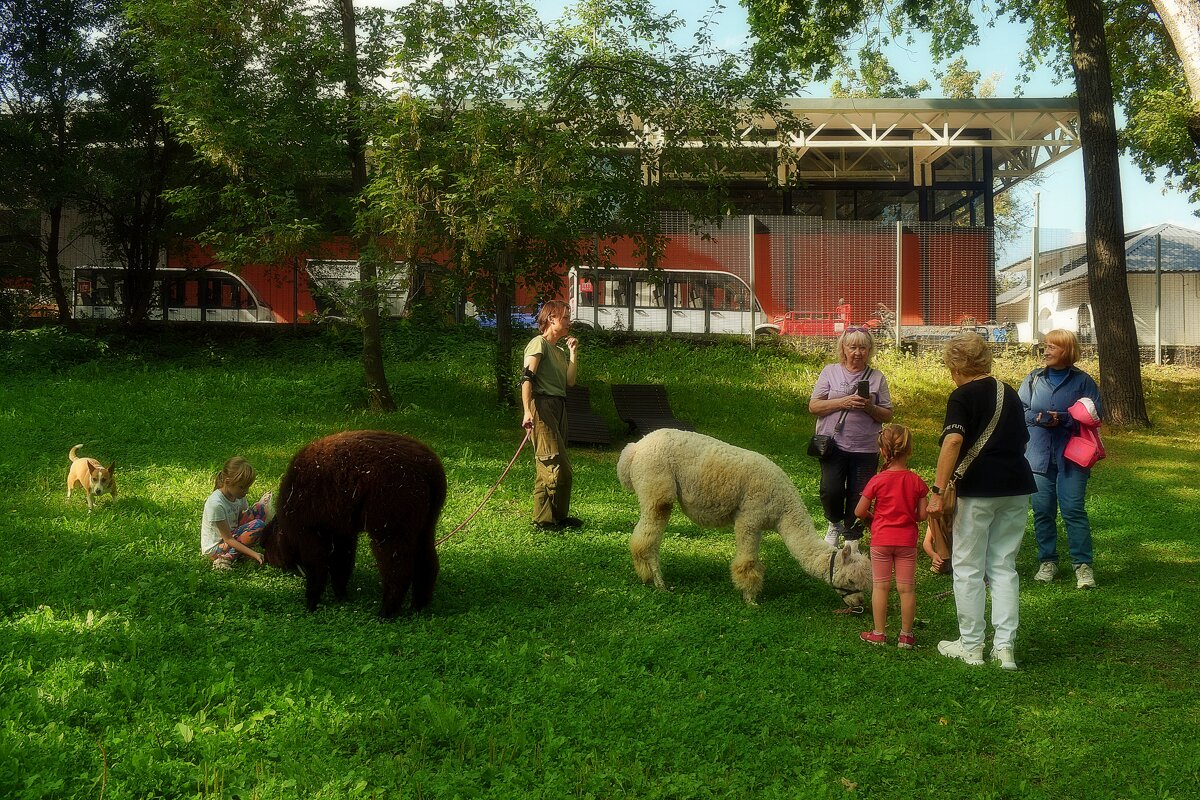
436, 429, 531, 548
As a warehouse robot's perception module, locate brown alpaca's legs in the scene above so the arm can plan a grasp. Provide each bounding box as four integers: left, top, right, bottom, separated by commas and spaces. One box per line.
731, 520, 765, 604
408, 542, 439, 613
630, 501, 672, 589
328, 537, 358, 602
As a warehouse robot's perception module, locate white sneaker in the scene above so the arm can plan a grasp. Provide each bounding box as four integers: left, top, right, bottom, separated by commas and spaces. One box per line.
937, 639, 984, 666
990, 646, 1018, 671
1075, 563, 1096, 589
211, 557, 233, 571
824, 522, 842, 548
1034, 561, 1058, 583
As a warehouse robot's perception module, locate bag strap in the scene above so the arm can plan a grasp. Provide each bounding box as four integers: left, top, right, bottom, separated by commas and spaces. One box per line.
833, 367, 872, 434
951, 377, 1006, 483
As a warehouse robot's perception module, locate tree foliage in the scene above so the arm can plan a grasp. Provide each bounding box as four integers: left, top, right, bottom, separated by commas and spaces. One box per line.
365, 0, 796, 403
132, 0, 398, 409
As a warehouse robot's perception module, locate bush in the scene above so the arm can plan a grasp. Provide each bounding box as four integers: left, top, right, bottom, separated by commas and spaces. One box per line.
0, 327, 109, 373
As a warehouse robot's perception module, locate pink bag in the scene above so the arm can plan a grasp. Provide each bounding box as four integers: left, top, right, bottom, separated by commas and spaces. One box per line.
1064, 398, 1105, 468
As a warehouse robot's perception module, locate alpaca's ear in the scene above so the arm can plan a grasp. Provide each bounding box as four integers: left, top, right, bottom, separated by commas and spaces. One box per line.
840, 543, 852, 562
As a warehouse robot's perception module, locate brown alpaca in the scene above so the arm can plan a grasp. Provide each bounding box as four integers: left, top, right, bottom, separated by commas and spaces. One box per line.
260, 430, 446, 617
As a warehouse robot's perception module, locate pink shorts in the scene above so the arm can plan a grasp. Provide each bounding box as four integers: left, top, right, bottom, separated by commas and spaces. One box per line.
871, 545, 918, 585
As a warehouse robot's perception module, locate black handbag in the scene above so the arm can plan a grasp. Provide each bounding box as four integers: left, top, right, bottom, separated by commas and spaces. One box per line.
807, 410, 848, 460
807, 433, 836, 459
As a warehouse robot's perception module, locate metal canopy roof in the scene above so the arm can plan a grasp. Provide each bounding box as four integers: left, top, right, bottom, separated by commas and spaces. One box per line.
631, 97, 1080, 193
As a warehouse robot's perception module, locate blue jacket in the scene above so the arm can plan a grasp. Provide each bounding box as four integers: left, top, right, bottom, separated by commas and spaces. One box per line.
1017, 366, 1102, 473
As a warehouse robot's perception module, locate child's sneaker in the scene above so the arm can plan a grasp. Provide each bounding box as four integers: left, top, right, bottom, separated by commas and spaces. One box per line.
897, 631, 916, 650
211, 556, 234, 571
859, 630, 887, 646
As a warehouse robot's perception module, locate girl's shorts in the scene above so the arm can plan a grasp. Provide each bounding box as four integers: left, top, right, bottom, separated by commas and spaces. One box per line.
871, 545, 918, 585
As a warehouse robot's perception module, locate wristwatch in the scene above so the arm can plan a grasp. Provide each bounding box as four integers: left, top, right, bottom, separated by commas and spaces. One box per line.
931, 485, 942, 495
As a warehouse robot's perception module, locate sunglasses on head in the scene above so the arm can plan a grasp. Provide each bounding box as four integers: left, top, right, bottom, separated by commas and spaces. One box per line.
844, 326, 870, 334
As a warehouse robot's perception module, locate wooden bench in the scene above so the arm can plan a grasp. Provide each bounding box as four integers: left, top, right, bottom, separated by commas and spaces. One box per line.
610, 383, 695, 438
564, 385, 612, 446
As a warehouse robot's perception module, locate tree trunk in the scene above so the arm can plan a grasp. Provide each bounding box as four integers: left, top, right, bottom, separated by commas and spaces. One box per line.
44, 203, 71, 323
339, 0, 395, 412
1064, 0, 1150, 426
493, 254, 516, 406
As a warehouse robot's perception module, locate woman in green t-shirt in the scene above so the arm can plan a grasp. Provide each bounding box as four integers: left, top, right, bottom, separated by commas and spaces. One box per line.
520, 300, 581, 530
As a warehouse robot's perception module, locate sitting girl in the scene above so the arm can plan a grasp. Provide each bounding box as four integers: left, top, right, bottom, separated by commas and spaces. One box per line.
200, 456, 270, 570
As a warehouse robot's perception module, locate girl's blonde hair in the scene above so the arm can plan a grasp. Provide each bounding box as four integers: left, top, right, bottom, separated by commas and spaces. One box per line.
878, 424, 913, 468
215, 456, 255, 490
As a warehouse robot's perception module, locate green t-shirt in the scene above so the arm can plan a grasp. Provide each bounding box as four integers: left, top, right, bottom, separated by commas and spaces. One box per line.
524, 335, 569, 398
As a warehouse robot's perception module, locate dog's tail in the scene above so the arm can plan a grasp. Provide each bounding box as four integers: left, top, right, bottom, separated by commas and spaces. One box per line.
616, 440, 639, 491
69, 444, 83, 462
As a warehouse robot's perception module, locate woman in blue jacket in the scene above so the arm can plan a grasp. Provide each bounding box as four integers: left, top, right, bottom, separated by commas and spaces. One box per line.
1018, 329, 1103, 589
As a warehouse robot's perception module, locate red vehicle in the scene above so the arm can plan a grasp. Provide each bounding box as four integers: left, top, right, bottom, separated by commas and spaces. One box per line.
771, 310, 843, 337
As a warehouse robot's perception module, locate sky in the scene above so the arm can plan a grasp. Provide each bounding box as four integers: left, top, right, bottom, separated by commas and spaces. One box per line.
376, 0, 1200, 239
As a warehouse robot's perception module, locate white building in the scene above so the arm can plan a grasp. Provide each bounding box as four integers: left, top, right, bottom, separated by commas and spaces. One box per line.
997, 223, 1200, 349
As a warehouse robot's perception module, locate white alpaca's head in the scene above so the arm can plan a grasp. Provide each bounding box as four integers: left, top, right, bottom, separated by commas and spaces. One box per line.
830, 544, 872, 608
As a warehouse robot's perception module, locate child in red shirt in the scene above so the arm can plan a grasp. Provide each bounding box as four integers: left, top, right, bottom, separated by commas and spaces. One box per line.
854, 425, 929, 648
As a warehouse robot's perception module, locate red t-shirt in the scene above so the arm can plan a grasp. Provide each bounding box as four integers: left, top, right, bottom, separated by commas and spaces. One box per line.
861, 468, 929, 547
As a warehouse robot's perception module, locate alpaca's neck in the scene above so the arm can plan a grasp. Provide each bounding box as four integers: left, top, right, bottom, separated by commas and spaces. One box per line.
777, 510, 832, 582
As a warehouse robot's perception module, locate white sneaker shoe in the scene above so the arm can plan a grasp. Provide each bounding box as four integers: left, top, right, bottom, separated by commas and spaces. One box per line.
211, 556, 234, 571
1075, 563, 1096, 589
937, 639, 984, 666
1034, 561, 1058, 583
824, 522, 842, 548
990, 646, 1018, 671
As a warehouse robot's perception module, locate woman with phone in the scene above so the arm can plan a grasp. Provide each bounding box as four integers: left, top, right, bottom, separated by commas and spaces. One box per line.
808, 328, 894, 572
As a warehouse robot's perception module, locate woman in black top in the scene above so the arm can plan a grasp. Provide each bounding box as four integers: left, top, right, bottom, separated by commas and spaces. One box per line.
927, 333, 1036, 671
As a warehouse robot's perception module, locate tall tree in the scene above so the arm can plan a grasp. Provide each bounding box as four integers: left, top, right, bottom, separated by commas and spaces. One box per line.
133, 0, 397, 409
1059, 0, 1147, 424
741, 0, 1152, 425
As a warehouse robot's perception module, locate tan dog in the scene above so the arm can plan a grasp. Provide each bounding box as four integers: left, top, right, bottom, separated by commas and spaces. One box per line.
67, 445, 117, 511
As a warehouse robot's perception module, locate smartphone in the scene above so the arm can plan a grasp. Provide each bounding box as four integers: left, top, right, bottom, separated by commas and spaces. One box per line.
856, 380, 870, 398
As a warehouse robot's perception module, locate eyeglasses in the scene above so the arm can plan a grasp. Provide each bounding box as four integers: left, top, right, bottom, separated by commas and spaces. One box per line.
844, 326, 870, 334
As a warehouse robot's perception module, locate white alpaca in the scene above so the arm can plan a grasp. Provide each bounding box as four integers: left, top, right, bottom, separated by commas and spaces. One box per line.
617, 429, 871, 607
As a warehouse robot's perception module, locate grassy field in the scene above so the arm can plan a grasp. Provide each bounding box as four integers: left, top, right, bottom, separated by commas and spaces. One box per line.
1, 324, 1198, 799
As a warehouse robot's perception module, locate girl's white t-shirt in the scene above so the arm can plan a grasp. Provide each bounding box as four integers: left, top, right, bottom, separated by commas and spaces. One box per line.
200, 489, 248, 554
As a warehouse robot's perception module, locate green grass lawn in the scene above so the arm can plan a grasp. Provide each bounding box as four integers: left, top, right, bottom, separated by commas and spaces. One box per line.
1, 324, 1198, 799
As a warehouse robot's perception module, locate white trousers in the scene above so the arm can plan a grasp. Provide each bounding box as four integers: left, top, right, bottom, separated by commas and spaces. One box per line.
951, 494, 1030, 651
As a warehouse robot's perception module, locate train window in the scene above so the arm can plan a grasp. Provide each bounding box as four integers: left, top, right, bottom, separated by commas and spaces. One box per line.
634, 280, 663, 308
600, 279, 626, 307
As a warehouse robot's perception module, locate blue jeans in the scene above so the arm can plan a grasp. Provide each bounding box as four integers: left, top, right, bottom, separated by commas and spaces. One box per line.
1031, 456, 1092, 566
